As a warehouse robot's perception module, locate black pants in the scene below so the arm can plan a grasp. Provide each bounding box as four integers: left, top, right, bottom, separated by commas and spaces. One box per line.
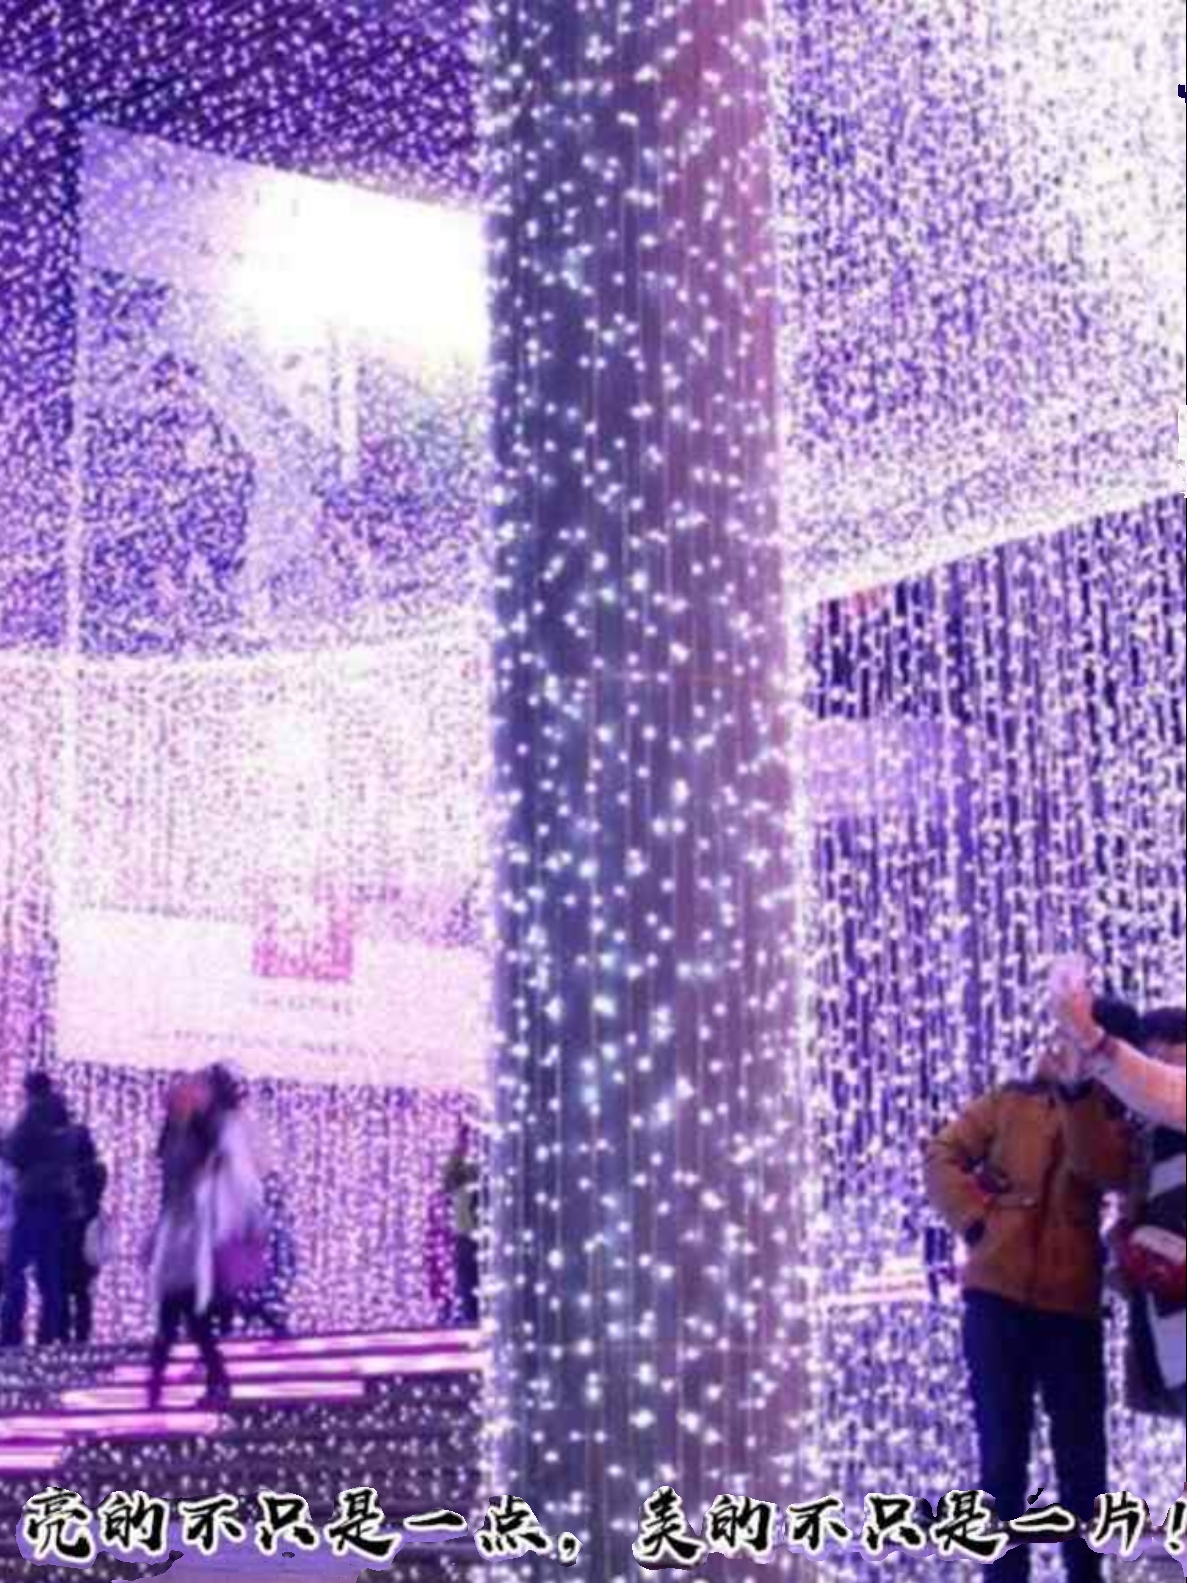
149, 1289, 230, 1408
963, 1292, 1106, 1583
456, 1236, 479, 1326
1, 1202, 65, 1347
62, 1221, 96, 1345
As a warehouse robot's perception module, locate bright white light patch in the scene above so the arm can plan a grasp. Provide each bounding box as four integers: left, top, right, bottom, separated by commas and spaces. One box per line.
229, 178, 487, 365
81, 125, 487, 368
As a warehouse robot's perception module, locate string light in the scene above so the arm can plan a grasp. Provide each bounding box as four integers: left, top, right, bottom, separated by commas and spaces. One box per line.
0, 1366, 485, 1574
792, 498, 1185, 1580
1, 10, 491, 1343
0, 625, 492, 1337
774, 0, 1185, 604
772, 9, 1185, 1568
0, 8, 1182, 1583
483, 0, 801, 1577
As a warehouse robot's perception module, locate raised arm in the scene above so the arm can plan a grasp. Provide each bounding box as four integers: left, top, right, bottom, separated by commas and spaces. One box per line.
1087, 1040, 1184, 1130
1050, 960, 1186, 1129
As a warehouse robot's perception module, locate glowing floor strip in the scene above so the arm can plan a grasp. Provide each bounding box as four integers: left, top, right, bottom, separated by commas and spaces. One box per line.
169, 1329, 483, 1361
0, 1331, 484, 1478
0, 1446, 65, 1473
52, 1379, 368, 1417
109, 1349, 489, 1386
0, 1411, 222, 1439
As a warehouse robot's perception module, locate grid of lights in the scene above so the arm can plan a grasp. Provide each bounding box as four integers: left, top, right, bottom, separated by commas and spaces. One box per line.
0, 1364, 485, 1571
0, 627, 491, 1340
0, 4, 492, 1346
773, 0, 1185, 604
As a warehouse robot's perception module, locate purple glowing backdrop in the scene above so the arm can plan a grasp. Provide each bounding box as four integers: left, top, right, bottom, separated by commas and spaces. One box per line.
1, 2, 490, 1341
775, 0, 1183, 599
793, 495, 1186, 1570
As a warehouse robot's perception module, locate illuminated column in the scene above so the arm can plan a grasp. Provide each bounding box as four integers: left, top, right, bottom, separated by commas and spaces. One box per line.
484, 1, 801, 1576
0, 90, 80, 645
0, 90, 79, 1095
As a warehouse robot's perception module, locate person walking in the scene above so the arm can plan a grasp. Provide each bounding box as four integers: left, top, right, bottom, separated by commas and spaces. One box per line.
146, 1074, 231, 1410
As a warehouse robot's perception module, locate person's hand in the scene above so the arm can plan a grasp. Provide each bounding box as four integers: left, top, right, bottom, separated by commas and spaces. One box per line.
1048, 954, 1098, 1050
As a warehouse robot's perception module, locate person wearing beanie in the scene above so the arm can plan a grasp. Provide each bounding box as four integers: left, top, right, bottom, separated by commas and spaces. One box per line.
924, 1035, 1136, 1583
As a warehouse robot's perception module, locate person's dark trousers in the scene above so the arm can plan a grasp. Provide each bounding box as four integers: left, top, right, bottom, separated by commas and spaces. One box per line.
148, 1289, 231, 1409
62, 1221, 95, 1344
0, 1201, 66, 1347
963, 1291, 1107, 1583
456, 1235, 479, 1326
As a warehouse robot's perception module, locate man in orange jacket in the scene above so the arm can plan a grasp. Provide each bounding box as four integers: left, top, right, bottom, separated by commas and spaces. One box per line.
925, 1037, 1134, 1582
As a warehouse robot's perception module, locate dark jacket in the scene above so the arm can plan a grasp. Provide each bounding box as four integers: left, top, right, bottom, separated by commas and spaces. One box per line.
6, 1094, 76, 1209
924, 1079, 1133, 1317
66, 1126, 108, 1224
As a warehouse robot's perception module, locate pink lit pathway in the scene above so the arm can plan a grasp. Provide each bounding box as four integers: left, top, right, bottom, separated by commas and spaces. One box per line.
0, 1328, 486, 1477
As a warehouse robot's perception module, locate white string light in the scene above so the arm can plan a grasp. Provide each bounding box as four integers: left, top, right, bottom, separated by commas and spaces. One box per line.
0, 7, 1182, 1577
483, 0, 803, 1576
793, 498, 1185, 1580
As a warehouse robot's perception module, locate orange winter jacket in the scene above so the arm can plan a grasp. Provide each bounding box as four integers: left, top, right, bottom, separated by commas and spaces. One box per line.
924, 1080, 1134, 1318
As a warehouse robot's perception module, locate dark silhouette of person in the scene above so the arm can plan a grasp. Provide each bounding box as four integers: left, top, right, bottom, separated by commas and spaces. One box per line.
146, 1074, 231, 1410
62, 1124, 109, 1345
1, 1072, 75, 1347
443, 1121, 481, 1327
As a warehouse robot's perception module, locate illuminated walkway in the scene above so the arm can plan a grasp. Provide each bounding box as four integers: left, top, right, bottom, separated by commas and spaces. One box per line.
0, 1330, 486, 1579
